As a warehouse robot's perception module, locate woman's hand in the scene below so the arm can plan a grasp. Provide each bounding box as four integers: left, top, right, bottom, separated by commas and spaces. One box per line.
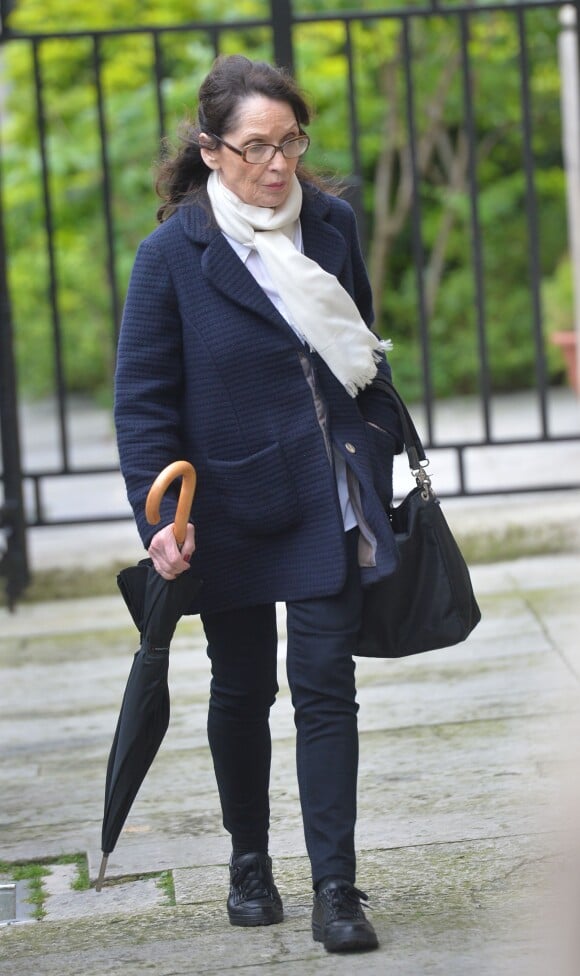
148, 523, 196, 580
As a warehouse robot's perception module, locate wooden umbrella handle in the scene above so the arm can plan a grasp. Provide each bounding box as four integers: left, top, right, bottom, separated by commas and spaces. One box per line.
145, 461, 197, 547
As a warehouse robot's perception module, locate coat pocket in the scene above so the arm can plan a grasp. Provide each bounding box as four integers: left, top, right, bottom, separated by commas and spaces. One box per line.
365, 422, 395, 507
207, 441, 301, 536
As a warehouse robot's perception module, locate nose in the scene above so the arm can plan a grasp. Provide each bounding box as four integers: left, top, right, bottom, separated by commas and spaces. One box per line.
268, 148, 290, 171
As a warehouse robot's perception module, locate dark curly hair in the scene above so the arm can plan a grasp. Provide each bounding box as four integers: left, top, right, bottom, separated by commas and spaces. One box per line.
155, 55, 316, 222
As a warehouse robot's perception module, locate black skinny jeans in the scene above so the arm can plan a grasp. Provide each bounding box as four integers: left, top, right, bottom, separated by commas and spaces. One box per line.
201, 529, 363, 887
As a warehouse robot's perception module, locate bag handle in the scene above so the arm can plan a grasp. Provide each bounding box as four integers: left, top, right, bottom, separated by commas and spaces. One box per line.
371, 376, 433, 495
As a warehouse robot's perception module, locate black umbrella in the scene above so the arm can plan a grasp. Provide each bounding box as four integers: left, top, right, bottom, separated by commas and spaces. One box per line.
96, 461, 201, 891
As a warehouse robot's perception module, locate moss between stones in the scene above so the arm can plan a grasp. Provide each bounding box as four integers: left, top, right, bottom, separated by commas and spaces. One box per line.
3, 563, 128, 607
456, 523, 578, 565
0, 860, 49, 920
0, 855, 177, 921
157, 871, 176, 906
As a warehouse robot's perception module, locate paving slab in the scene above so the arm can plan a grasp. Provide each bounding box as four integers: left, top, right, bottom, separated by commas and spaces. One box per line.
42, 864, 168, 921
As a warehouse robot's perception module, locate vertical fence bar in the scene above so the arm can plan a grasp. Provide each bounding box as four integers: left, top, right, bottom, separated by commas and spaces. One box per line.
343, 19, 366, 242
209, 26, 220, 59
0, 0, 14, 36
459, 11, 492, 443
270, 0, 294, 73
92, 33, 122, 346
345, 20, 363, 186
0, 136, 30, 608
32, 38, 69, 470
401, 16, 434, 443
152, 31, 166, 144
516, 8, 549, 436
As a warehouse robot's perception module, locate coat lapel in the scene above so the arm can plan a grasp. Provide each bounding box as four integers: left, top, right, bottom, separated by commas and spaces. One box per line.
178, 185, 349, 341
204, 234, 303, 342
299, 188, 348, 278
179, 203, 302, 342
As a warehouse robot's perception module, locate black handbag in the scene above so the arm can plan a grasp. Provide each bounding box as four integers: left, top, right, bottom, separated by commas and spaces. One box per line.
357, 379, 481, 657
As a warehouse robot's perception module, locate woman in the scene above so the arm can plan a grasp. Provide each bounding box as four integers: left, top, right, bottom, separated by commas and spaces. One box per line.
115, 54, 402, 954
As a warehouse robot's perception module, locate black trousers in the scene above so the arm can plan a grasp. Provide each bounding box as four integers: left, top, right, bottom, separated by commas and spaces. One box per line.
201, 529, 363, 887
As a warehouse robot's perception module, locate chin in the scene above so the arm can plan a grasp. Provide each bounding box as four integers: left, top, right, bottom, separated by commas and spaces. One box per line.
257, 192, 289, 208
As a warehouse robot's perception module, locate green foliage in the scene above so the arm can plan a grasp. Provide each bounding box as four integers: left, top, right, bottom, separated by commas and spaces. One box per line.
2, 1, 572, 399
542, 254, 575, 380
354, 7, 569, 398
3, 861, 49, 919
157, 869, 176, 904
6, 0, 272, 32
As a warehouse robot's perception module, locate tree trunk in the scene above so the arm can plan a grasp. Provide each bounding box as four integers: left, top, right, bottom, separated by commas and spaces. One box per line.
368, 49, 462, 330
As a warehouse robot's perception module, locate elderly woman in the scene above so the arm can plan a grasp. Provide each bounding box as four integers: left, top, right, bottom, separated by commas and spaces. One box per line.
115, 54, 402, 954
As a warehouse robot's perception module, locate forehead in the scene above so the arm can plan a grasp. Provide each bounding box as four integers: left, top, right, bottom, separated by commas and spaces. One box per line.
227, 95, 298, 138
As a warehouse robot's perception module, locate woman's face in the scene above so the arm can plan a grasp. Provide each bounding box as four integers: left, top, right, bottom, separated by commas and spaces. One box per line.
201, 94, 301, 208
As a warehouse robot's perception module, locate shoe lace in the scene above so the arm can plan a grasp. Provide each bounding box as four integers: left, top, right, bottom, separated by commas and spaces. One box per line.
324, 884, 370, 919
231, 860, 273, 900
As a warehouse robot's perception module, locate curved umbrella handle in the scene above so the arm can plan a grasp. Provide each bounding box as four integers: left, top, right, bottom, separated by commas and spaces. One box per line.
145, 461, 197, 547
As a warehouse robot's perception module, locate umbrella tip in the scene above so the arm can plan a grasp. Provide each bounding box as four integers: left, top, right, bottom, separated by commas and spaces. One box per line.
95, 854, 109, 892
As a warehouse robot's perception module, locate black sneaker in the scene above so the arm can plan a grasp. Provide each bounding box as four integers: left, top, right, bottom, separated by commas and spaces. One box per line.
227, 852, 284, 927
312, 878, 379, 952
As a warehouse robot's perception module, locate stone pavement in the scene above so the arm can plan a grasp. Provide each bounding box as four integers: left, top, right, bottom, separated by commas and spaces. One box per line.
1, 546, 580, 975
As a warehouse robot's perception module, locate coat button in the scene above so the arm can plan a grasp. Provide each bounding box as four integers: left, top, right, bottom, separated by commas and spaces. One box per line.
345, 442, 356, 454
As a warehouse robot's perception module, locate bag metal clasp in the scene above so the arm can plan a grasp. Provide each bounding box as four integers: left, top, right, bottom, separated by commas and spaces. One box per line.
413, 462, 433, 500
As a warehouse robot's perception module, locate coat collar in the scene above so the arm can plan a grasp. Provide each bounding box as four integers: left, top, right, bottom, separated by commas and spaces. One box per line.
178, 182, 333, 244
177, 184, 348, 339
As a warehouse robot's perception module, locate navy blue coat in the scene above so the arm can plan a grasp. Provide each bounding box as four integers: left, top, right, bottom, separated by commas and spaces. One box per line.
114, 183, 402, 614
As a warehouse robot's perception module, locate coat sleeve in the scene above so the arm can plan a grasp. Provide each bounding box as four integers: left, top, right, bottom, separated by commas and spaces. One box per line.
342, 205, 404, 453
114, 234, 187, 546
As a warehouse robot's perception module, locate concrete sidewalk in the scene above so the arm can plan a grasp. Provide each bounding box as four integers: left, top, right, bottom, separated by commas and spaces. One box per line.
1, 549, 580, 975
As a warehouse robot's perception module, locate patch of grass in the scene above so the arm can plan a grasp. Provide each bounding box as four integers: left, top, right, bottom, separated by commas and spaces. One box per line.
0, 856, 178, 915
5, 861, 49, 920
157, 870, 176, 906
456, 524, 577, 565
15, 563, 127, 604
0, 628, 138, 669
0, 853, 92, 918
55, 853, 91, 891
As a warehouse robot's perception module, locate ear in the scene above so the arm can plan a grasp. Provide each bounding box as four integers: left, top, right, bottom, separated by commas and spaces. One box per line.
199, 132, 220, 171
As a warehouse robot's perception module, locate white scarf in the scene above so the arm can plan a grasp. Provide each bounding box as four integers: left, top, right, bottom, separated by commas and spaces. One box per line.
206, 172, 383, 397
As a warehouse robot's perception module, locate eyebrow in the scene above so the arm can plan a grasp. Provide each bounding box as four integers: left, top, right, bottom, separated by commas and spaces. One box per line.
241, 126, 300, 144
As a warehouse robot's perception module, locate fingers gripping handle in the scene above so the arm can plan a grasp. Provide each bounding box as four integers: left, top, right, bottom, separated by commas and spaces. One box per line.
145, 461, 197, 546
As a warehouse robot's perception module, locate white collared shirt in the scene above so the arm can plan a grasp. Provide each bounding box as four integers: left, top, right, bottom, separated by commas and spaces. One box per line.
223, 226, 356, 532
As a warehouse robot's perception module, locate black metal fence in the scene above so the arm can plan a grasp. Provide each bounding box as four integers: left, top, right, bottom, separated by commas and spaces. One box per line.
1, 0, 580, 605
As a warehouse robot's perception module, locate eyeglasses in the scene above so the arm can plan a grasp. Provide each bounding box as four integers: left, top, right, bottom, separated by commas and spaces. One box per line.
210, 133, 310, 165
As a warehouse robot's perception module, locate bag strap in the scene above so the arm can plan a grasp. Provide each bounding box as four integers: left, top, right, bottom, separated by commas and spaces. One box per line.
371, 376, 426, 469
371, 375, 433, 495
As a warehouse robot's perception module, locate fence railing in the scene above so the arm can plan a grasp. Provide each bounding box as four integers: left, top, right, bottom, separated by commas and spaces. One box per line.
1, 0, 579, 604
